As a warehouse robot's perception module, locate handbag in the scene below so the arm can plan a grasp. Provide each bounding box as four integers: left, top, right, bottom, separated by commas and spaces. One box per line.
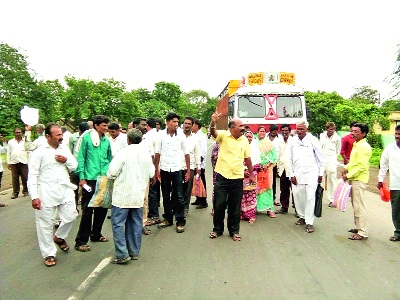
379, 182, 390, 202
314, 184, 324, 217
88, 176, 113, 208
257, 168, 271, 190
332, 179, 351, 212
191, 175, 207, 197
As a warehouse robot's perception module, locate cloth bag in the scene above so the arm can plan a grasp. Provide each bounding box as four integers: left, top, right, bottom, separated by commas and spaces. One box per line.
88, 176, 113, 208
191, 175, 207, 197
332, 179, 351, 212
314, 184, 324, 217
379, 182, 390, 202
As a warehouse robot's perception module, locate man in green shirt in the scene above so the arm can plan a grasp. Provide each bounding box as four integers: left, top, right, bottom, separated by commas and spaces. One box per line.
74, 115, 112, 252
342, 123, 372, 240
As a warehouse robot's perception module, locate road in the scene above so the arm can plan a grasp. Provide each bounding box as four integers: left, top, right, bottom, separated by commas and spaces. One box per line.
1, 141, 399, 300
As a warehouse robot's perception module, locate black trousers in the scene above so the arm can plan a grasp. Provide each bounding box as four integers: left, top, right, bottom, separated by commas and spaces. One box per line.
279, 170, 292, 211
160, 170, 185, 226
148, 179, 160, 218
391, 190, 400, 238
272, 166, 278, 201
75, 180, 108, 246
213, 174, 243, 235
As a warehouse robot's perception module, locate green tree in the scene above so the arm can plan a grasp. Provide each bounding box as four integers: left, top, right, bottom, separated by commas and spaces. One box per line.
140, 99, 172, 120
135, 88, 153, 103
305, 91, 346, 134
350, 86, 380, 105
116, 90, 142, 126
334, 101, 390, 132
380, 99, 400, 111
0, 43, 38, 134
152, 81, 182, 109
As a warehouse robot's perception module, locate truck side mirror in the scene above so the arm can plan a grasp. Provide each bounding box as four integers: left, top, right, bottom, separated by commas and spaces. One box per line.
306, 106, 310, 119
228, 102, 234, 117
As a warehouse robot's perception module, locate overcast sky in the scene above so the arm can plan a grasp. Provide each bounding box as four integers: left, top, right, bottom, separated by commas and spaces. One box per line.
1, 0, 399, 100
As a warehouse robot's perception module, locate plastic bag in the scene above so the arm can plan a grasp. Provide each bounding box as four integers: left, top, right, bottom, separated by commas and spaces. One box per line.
379, 182, 390, 202
332, 179, 351, 212
20, 105, 39, 126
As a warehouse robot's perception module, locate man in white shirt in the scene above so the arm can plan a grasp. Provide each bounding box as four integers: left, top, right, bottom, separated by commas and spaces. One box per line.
28, 123, 78, 267
267, 124, 284, 206
154, 113, 190, 233
144, 118, 162, 225
136, 117, 154, 235
378, 124, 400, 242
61, 126, 72, 147
191, 119, 208, 209
181, 117, 201, 214
287, 120, 324, 233
275, 124, 292, 214
108, 122, 128, 157
320, 122, 341, 207
107, 129, 155, 264
7, 128, 29, 199
24, 124, 46, 152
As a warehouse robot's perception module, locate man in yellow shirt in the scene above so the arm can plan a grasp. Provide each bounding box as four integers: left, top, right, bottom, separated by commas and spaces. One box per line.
208, 113, 254, 241
342, 123, 372, 240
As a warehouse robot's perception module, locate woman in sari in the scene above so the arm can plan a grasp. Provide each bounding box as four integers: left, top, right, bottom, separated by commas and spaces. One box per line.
240, 131, 261, 223
255, 126, 278, 218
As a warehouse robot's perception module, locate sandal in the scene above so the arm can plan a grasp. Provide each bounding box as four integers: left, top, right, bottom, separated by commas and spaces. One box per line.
150, 217, 161, 225
91, 236, 109, 242
267, 211, 276, 218
295, 218, 306, 225
0, 203, 7, 207
44, 256, 57, 267
348, 228, 358, 233
142, 226, 151, 235
53, 236, 69, 252
144, 220, 153, 226
306, 224, 314, 233
231, 234, 241, 242
348, 234, 368, 240
75, 244, 91, 252
389, 236, 400, 242
209, 231, 221, 239
274, 202, 281, 206
249, 219, 256, 224
111, 257, 130, 264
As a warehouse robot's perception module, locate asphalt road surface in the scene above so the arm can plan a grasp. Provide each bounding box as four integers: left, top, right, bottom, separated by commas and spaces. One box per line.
1, 141, 399, 300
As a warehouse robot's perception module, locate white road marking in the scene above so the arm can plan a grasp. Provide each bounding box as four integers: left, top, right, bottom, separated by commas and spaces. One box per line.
67, 257, 111, 300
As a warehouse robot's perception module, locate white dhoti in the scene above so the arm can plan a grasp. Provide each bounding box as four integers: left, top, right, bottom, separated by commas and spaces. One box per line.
323, 161, 337, 203
292, 182, 318, 225
35, 189, 78, 258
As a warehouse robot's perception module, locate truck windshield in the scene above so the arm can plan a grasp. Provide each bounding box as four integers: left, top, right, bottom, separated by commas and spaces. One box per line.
237, 96, 266, 118
276, 96, 303, 118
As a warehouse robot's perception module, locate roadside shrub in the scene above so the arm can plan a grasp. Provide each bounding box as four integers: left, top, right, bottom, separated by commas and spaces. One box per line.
369, 148, 382, 167
367, 133, 382, 149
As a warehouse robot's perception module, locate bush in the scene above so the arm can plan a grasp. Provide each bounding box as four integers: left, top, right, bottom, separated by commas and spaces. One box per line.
369, 148, 382, 167
367, 133, 382, 149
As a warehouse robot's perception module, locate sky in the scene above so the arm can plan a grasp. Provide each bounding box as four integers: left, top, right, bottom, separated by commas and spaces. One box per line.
1, 0, 399, 101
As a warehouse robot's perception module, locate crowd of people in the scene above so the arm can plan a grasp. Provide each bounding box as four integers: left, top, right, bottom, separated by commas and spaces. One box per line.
1, 112, 399, 267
